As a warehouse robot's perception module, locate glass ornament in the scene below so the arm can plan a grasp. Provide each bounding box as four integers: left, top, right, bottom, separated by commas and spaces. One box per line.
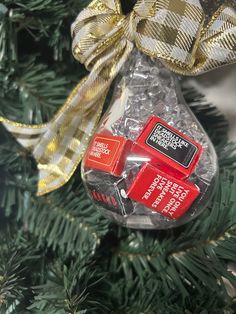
81, 49, 218, 229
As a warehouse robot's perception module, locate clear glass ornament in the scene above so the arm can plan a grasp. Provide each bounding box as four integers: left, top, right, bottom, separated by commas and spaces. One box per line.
81, 49, 218, 229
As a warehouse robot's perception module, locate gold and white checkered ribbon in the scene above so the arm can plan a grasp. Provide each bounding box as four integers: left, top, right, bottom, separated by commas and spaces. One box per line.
1, 0, 236, 195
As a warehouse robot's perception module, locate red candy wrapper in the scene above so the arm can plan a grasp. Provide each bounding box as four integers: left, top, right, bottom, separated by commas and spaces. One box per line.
127, 163, 200, 219
132, 116, 203, 179
85, 135, 132, 176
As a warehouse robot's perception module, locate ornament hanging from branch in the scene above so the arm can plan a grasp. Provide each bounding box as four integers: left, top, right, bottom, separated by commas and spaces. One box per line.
0, 0, 236, 229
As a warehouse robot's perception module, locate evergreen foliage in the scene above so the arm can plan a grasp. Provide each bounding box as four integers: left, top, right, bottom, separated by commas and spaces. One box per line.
0, 0, 236, 313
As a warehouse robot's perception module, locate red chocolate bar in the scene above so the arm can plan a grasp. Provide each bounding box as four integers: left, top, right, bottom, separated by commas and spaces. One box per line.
84, 134, 132, 176
127, 163, 200, 219
132, 116, 203, 179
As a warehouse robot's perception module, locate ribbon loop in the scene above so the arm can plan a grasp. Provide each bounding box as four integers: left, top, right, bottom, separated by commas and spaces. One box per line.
71, 0, 125, 70
122, 12, 137, 42
1, 0, 236, 195
133, 0, 205, 72
72, 0, 236, 75
72, 0, 206, 74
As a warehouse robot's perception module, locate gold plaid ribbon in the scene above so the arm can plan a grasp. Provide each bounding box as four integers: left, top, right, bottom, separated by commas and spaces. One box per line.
1, 0, 236, 195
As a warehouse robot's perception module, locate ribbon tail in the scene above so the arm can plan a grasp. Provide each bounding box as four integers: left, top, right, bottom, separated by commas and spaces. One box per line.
0, 117, 47, 151
3, 41, 133, 196
35, 81, 107, 196
0, 80, 107, 196
0, 79, 107, 197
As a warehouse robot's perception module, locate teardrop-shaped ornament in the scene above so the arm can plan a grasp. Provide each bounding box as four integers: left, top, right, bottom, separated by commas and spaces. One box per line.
82, 50, 218, 229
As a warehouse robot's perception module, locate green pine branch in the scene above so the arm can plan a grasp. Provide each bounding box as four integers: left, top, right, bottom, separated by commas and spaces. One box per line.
23, 186, 109, 260
0, 226, 45, 314
28, 259, 110, 314
109, 276, 233, 314
0, 143, 109, 260
0, 59, 70, 124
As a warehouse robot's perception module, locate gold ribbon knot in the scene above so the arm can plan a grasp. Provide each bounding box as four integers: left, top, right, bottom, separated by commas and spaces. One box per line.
1, 0, 236, 195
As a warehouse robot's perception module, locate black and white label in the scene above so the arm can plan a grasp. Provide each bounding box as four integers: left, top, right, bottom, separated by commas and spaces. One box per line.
146, 123, 198, 168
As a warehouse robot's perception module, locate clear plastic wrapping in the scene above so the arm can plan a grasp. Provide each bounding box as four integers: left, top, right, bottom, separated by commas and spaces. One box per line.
81, 49, 218, 229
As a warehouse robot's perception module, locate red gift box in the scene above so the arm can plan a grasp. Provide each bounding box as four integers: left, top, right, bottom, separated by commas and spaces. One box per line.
132, 116, 203, 179
84, 134, 132, 176
127, 163, 200, 219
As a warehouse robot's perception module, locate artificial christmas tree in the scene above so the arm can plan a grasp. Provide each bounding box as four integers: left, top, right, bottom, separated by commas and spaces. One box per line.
0, 0, 236, 313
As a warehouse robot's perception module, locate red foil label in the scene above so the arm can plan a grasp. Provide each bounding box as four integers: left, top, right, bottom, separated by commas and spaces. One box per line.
132, 116, 203, 178
128, 163, 200, 219
84, 135, 131, 176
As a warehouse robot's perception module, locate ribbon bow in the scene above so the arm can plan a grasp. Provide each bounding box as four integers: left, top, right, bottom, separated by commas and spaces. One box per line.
1, 0, 236, 195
